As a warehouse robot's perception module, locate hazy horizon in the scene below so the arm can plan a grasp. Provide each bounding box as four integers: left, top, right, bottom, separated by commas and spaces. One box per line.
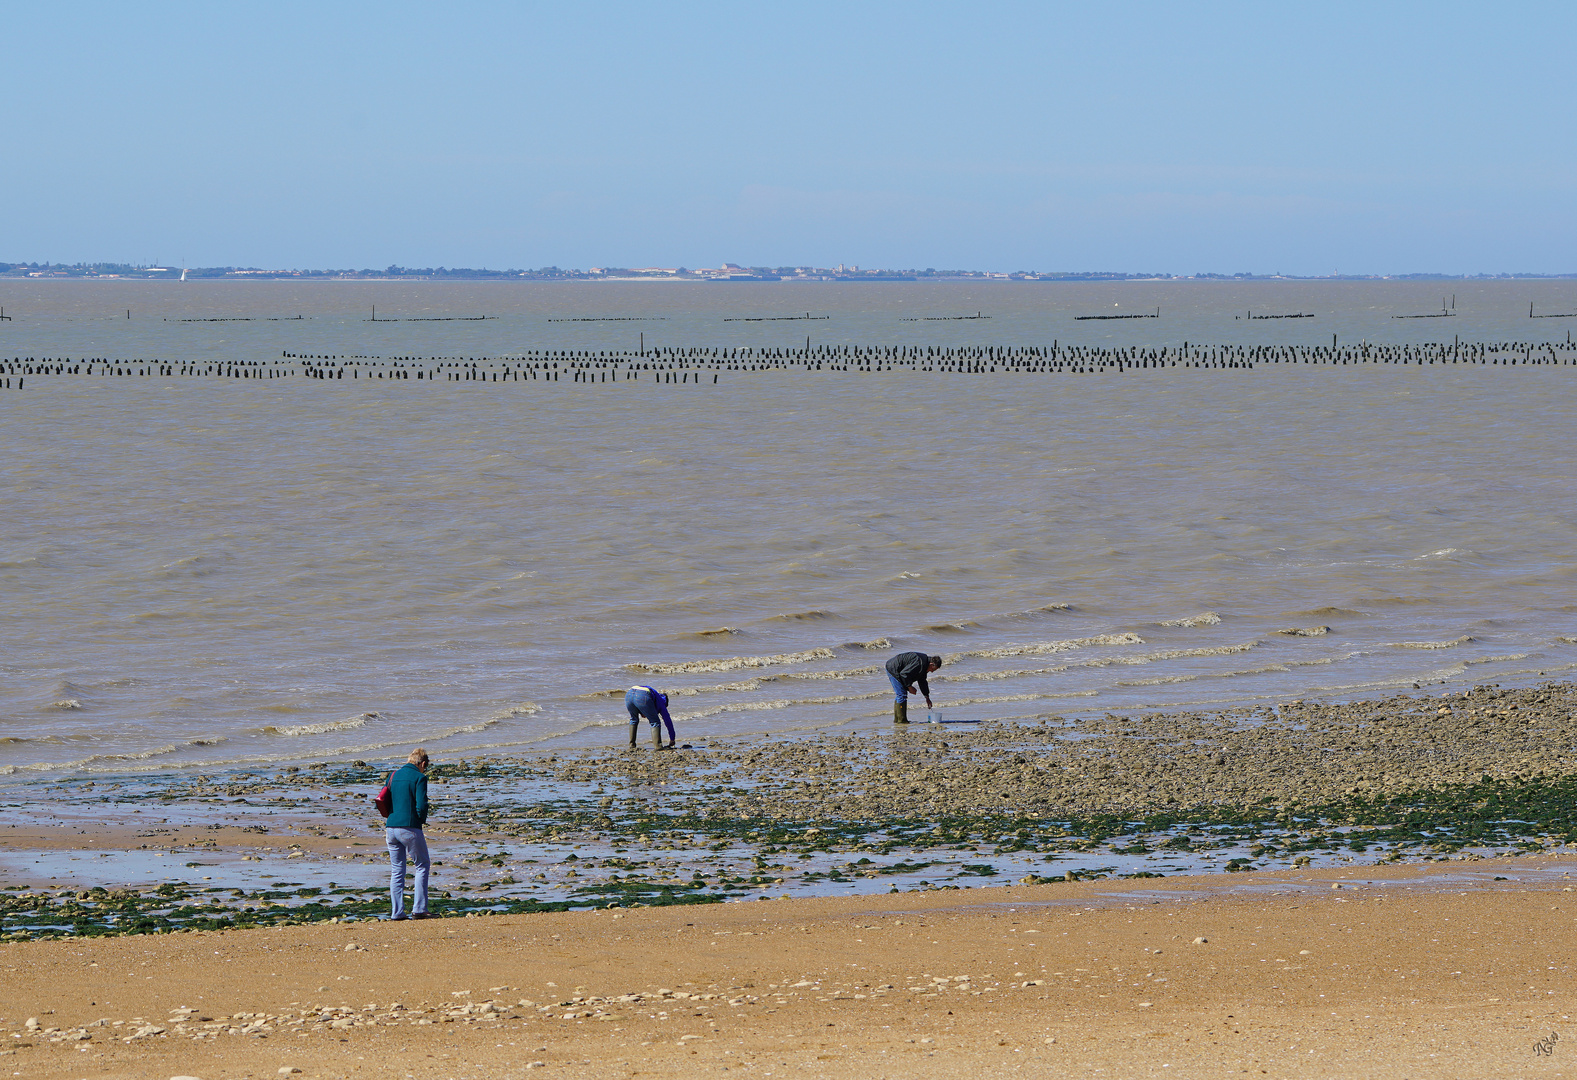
6, 261, 1577, 281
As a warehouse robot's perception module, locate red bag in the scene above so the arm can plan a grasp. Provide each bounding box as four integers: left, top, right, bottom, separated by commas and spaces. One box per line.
374, 772, 393, 818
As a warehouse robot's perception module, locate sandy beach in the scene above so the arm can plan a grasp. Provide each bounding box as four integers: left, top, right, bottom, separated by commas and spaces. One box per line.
3, 862, 1575, 1079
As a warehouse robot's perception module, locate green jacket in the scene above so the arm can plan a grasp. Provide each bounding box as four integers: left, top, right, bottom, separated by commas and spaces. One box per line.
385, 763, 428, 829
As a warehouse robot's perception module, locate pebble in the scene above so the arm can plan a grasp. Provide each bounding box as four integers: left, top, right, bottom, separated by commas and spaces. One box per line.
538, 682, 1577, 821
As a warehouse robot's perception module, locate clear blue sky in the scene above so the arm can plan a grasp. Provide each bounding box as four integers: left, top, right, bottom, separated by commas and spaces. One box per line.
6, 2, 1573, 274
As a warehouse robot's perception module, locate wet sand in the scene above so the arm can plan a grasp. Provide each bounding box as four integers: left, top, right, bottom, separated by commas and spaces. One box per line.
3, 862, 1576, 1079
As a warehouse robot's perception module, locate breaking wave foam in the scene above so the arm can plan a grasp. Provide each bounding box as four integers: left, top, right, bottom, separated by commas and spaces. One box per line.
957, 633, 1145, 660
677, 691, 885, 721
628, 648, 836, 675
777, 665, 879, 681
1389, 636, 1474, 649
940, 642, 1264, 684
262, 712, 381, 737
1159, 612, 1221, 628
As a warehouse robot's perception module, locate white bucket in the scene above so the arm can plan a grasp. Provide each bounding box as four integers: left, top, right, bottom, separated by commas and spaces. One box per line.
927, 708, 941, 724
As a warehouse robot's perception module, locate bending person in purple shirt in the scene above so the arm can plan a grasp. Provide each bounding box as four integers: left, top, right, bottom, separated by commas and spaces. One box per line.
626, 685, 676, 751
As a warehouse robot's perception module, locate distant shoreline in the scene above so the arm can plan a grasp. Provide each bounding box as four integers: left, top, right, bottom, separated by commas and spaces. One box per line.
7, 265, 1577, 284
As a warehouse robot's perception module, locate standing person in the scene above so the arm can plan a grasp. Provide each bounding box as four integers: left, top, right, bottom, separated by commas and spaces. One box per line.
885, 652, 941, 724
384, 747, 432, 921
626, 685, 676, 750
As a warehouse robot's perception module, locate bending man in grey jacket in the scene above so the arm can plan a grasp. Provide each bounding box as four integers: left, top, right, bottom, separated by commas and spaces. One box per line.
884, 651, 941, 725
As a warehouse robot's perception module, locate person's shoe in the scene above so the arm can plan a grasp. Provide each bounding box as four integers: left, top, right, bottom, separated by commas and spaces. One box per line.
410, 912, 433, 920
657, 743, 675, 751
390, 914, 408, 921
894, 702, 909, 724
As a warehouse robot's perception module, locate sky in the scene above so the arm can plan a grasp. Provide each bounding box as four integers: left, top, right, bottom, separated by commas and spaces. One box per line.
4, 1, 1574, 275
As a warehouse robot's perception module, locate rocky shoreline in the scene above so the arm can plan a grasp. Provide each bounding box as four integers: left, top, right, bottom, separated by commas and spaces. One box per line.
4, 681, 1575, 941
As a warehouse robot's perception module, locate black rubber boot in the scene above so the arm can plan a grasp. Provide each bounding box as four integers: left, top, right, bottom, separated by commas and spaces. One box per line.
652, 724, 665, 750
628, 724, 638, 749
894, 702, 909, 724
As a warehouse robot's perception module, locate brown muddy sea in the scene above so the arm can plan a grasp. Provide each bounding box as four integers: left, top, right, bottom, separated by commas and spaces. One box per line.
2, 279, 1575, 778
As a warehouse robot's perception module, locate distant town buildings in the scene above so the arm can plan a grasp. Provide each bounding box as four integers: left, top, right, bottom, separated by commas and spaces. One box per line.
0, 261, 1569, 282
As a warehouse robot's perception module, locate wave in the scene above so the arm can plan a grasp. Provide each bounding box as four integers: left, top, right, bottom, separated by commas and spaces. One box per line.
261, 712, 381, 737
400, 720, 629, 753
940, 664, 1071, 683
847, 639, 890, 651
957, 633, 1145, 660
1293, 606, 1364, 619
676, 691, 886, 721
581, 680, 766, 698
0, 719, 517, 779
776, 665, 880, 681
1115, 673, 1224, 687
628, 647, 836, 675
689, 627, 740, 638
1388, 636, 1474, 649
0, 731, 119, 745
0, 741, 187, 774
1158, 612, 1221, 628
937, 691, 1099, 708
1277, 626, 1330, 637
937, 642, 1263, 684
155, 553, 226, 579
55, 677, 136, 692
1114, 658, 1345, 687
1002, 603, 1075, 619
591, 663, 891, 699
0, 555, 47, 569
671, 680, 767, 695
925, 621, 981, 633
49, 698, 83, 710
1559, 636, 1577, 645
439, 718, 506, 736
775, 610, 836, 621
